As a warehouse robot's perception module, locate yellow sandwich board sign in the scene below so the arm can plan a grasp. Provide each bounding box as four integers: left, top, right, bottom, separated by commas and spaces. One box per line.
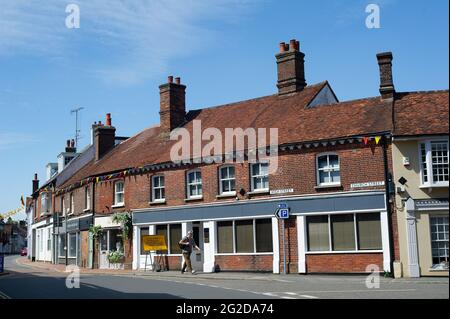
142, 235, 167, 251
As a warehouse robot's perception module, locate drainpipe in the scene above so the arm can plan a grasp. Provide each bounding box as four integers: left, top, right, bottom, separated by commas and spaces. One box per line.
382, 135, 395, 273
91, 180, 96, 269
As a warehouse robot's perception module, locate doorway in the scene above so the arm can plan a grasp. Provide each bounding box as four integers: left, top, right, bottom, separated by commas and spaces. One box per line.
191, 222, 204, 271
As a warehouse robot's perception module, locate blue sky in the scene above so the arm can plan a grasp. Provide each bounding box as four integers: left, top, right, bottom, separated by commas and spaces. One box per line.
0, 0, 448, 220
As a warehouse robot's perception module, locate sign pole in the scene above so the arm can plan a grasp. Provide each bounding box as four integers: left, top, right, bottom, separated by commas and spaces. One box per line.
282, 219, 286, 275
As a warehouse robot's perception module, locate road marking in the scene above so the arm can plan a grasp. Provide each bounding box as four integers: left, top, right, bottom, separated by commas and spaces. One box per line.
0, 290, 11, 299
300, 294, 319, 299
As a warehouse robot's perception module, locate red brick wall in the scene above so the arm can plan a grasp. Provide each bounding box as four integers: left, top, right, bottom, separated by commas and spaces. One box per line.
306, 253, 383, 273
80, 230, 89, 268
215, 255, 273, 272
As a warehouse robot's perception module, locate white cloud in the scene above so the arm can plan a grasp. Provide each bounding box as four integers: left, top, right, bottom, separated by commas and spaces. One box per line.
0, 0, 257, 85
0, 133, 36, 150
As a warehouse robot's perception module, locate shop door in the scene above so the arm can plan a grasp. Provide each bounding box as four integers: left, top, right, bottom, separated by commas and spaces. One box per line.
191, 222, 204, 271
99, 231, 109, 269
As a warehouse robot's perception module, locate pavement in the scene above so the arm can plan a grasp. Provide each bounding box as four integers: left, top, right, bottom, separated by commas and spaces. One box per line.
0, 255, 448, 299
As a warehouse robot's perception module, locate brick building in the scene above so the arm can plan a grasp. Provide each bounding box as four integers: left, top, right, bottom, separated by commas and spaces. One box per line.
30, 39, 448, 275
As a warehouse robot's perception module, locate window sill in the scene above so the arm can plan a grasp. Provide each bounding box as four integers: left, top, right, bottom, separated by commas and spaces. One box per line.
248, 190, 270, 196
216, 192, 237, 199
314, 184, 342, 189
83, 208, 91, 213
111, 204, 125, 208
185, 196, 203, 202
305, 250, 383, 254
419, 183, 449, 189
149, 200, 166, 206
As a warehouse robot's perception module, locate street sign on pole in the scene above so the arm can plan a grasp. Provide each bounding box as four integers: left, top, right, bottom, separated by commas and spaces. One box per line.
274, 203, 290, 275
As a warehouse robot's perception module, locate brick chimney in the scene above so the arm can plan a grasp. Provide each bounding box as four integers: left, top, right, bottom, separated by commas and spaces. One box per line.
276, 39, 307, 95
32, 173, 39, 194
377, 52, 395, 100
94, 113, 116, 161
159, 76, 186, 135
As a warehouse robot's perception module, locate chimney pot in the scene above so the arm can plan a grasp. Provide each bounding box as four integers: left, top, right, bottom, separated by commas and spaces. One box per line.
71, 139, 75, 147
34, 173, 38, 180
279, 42, 286, 53
168, 76, 174, 84
66, 140, 70, 147
296, 40, 300, 51
175, 77, 181, 85
290, 39, 297, 51
106, 113, 112, 126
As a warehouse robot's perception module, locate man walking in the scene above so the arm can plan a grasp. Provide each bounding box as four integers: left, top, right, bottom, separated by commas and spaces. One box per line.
179, 230, 200, 274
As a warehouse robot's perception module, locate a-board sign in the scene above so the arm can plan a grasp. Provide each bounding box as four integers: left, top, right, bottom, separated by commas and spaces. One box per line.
142, 235, 167, 251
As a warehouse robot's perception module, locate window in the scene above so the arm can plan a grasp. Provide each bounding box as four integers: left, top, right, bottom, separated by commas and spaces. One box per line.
109, 229, 123, 252
357, 213, 382, 250
114, 181, 125, 205
69, 193, 74, 215
217, 221, 234, 253
58, 234, 66, 257
84, 187, 90, 210
41, 192, 52, 214
251, 163, 269, 191
317, 154, 340, 186
306, 213, 382, 252
187, 170, 202, 198
430, 216, 449, 269
307, 215, 330, 251
61, 196, 66, 216
64, 156, 74, 166
216, 218, 273, 254
219, 166, 236, 195
155, 224, 182, 254
140, 227, 149, 255
68, 233, 77, 258
331, 214, 356, 251
47, 230, 51, 251
235, 220, 254, 253
152, 175, 165, 202
420, 140, 449, 187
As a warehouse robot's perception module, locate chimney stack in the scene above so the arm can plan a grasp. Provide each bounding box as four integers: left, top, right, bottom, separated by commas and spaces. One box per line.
377, 52, 395, 100
276, 39, 306, 95
32, 173, 39, 194
159, 75, 186, 135
65, 139, 76, 153
94, 113, 116, 161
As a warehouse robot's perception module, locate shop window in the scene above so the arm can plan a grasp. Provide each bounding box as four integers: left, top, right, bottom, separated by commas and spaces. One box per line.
58, 234, 66, 257
255, 219, 273, 252
217, 221, 233, 253
169, 224, 182, 254
331, 214, 356, 251
235, 220, 254, 253
140, 227, 149, 255
109, 229, 123, 252
357, 213, 382, 250
68, 233, 77, 258
307, 215, 330, 251
156, 225, 168, 254
430, 216, 449, 269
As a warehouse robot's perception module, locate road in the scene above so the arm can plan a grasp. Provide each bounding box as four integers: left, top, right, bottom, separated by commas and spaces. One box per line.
0, 255, 448, 299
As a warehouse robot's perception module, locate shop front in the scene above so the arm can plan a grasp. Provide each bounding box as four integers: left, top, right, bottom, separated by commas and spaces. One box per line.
95, 215, 125, 270
132, 191, 389, 274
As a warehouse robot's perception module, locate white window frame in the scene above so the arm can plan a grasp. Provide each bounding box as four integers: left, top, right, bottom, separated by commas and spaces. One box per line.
68, 193, 74, 216
305, 212, 383, 254
429, 216, 449, 268
219, 165, 236, 195
151, 175, 165, 202
250, 163, 269, 192
61, 197, 66, 216
84, 186, 91, 210
215, 218, 274, 255
41, 192, 51, 215
316, 153, 341, 187
419, 139, 449, 188
186, 170, 203, 199
113, 181, 125, 206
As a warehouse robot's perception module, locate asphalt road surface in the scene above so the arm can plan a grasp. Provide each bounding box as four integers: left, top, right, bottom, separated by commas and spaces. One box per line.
0, 255, 448, 299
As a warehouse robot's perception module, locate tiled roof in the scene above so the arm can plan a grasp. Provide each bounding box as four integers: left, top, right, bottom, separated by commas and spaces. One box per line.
393, 90, 449, 136
60, 81, 395, 189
